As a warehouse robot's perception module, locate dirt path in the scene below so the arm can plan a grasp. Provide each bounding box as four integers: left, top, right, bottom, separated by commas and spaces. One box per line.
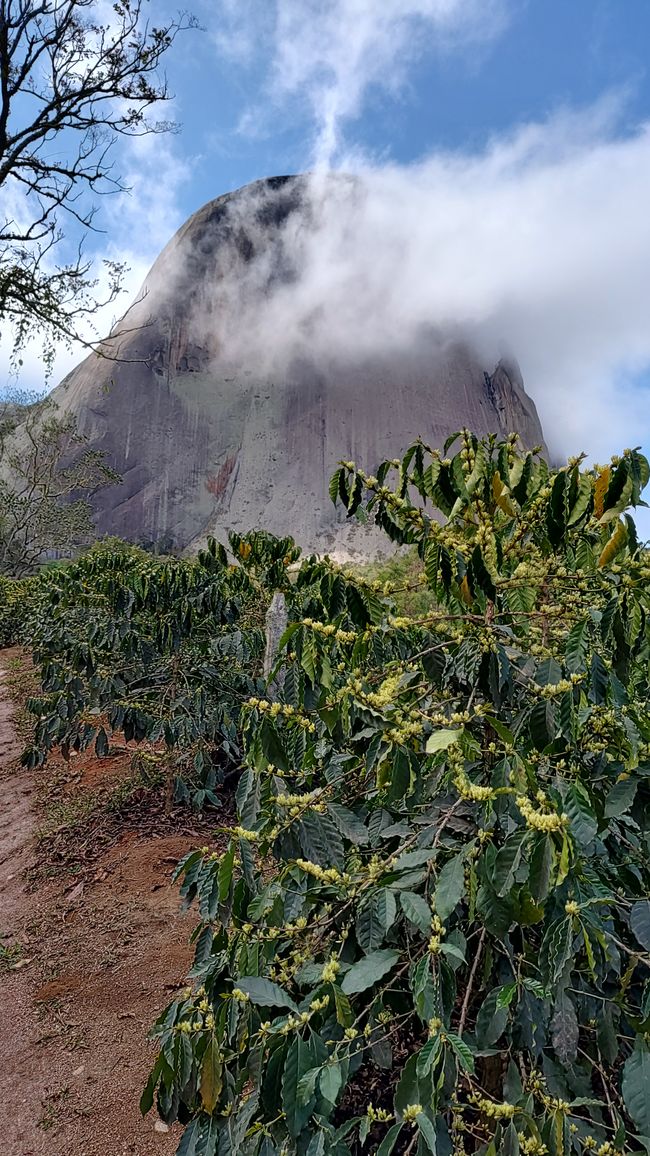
0, 654, 214, 1155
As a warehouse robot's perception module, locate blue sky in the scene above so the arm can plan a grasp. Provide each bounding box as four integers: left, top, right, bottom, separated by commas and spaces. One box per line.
4, 0, 650, 529
174, 0, 650, 203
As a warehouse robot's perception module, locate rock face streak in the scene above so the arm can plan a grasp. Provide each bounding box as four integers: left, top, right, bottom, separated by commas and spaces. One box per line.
51, 176, 546, 555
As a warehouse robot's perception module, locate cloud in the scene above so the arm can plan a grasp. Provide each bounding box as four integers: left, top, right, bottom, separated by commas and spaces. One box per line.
203, 1, 650, 477
202, 100, 650, 468
216, 0, 508, 166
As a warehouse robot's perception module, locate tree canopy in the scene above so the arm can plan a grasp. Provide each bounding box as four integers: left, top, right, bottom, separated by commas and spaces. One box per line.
0, 0, 194, 369
0, 392, 119, 573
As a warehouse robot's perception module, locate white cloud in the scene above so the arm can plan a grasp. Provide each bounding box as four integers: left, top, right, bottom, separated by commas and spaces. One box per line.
217, 0, 508, 166
205, 1, 650, 477
207, 101, 650, 470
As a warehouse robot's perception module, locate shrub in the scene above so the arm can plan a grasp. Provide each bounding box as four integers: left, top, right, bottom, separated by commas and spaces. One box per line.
0, 574, 39, 647
144, 432, 650, 1156
346, 548, 437, 617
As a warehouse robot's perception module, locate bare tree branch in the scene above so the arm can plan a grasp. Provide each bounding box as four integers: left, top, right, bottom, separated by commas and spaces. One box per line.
0, 389, 120, 573
0, 0, 197, 371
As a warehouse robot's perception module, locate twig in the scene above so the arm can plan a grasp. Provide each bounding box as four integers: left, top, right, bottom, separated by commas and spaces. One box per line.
404, 1133, 419, 1156
458, 927, 486, 1036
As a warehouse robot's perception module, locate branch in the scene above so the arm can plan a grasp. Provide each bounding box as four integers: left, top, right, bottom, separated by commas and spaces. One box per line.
458, 926, 486, 1037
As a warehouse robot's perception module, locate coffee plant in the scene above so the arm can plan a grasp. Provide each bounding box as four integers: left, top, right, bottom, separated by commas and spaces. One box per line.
19, 533, 300, 806
143, 431, 650, 1156
0, 573, 37, 646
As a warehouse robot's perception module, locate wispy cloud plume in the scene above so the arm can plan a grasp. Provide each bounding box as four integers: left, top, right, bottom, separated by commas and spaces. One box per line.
217, 0, 508, 166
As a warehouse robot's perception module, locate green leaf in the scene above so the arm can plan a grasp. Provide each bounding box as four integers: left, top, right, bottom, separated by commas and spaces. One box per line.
630, 901, 650, 952
565, 619, 590, 673
298, 811, 344, 870
392, 848, 436, 872
493, 829, 528, 897
535, 658, 562, 687
529, 701, 557, 749
282, 1037, 315, 1137
523, 978, 549, 999
507, 583, 536, 615
417, 1112, 438, 1154
426, 728, 463, 753
540, 919, 573, 985
140, 1052, 164, 1116
475, 988, 509, 1048
329, 468, 343, 505
200, 1037, 223, 1114
236, 977, 298, 1011
529, 835, 553, 903
276, 621, 301, 654
410, 955, 436, 1023
445, 1032, 475, 1073
604, 777, 638, 818
296, 1067, 320, 1106
496, 983, 518, 1009
173, 1032, 193, 1088
567, 473, 593, 526
376, 1123, 403, 1156
341, 949, 401, 995
307, 1133, 326, 1156
327, 802, 368, 845
439, 941, 466, 963
565, 783, 598, 846
471, 544, 497, 602
394, 1052, 420, 1113
483, 715, 515, 745
400, 891, 432, 934
333, 985, 353, 1026
623, 1037, 650, 1139
434, 853, 466, 921
319, 1060, 346, 1105
176, 1119, 200, 1156
357, 888, 397, 951
416, 1034, 442, 1078
589, 652, 610, 704
423, 460, 441, 500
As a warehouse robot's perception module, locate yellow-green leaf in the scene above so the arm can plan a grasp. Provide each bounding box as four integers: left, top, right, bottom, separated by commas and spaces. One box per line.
593, 466, 610, 519
426, 729, 463, 753
597, 518, 627, 569
200, 1037, 222, 1114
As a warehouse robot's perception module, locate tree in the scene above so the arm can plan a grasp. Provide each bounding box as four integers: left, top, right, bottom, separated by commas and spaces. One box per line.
0, 391, 120, 572
0, 1, 195, 369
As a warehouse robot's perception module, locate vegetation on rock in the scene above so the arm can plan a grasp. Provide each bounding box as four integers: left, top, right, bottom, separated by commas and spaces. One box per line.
0, 393, 119, 576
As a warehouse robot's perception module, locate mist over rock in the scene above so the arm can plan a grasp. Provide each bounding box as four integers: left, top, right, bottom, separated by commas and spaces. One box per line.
51, 175, 546, 555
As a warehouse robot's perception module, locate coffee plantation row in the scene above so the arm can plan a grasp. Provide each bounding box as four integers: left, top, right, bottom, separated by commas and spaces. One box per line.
4, 431, 650, 1156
